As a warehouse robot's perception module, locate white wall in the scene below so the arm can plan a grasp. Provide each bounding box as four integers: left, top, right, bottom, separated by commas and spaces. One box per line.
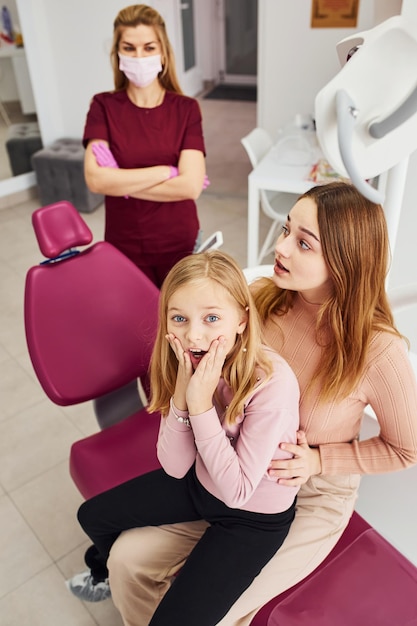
390, 0, 417, 312
257, 0, 376, 138
16, 0, 128, 144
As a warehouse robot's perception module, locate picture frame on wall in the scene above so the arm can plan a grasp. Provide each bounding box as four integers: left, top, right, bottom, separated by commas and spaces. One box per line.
311, 0, 360, 28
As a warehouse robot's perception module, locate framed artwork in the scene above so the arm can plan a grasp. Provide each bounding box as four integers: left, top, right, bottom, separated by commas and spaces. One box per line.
311, 0, 360, 28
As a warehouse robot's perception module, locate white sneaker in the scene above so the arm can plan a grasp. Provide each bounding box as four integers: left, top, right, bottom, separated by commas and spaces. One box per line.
66, 570, 111, 602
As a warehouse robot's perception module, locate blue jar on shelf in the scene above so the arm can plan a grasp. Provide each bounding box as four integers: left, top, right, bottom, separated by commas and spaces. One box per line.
2, 5, 14, 41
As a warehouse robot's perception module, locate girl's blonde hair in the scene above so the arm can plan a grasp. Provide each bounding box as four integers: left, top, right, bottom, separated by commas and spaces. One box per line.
253, 181, 403, 400
111, 4, 183, 93
148, 250, 272, 424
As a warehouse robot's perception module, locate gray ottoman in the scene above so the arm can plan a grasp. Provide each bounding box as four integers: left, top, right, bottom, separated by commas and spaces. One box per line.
31, 138, 103, 213
6, 122, 43, 176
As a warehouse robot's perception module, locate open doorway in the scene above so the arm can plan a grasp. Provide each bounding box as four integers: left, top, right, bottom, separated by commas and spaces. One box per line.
177, 0, 204, 96
217, 0, 258, 86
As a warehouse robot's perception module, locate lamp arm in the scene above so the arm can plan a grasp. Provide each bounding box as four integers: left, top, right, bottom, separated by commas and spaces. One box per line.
336, 89, 384, 204
369, 84, 417, 139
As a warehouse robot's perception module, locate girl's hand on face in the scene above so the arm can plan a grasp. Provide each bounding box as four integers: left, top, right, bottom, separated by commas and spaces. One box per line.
267, 431, 322, 486
186, 336, 227, 415
166, 334, 192, 410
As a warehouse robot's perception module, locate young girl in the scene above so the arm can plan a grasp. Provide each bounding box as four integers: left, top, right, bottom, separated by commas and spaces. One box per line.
67, 250, 300, 626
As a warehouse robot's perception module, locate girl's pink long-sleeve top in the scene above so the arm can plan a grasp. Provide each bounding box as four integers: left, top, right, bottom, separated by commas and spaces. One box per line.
157, 346, 300, 514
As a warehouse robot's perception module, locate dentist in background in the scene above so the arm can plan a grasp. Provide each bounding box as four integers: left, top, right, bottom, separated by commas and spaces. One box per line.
83, 4, 207, 288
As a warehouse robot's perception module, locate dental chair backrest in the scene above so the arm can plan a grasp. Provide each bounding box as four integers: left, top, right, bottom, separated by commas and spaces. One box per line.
24, 201, 161, 498
25, 200, 159, 405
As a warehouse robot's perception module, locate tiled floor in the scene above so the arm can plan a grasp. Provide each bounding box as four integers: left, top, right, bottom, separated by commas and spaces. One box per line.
1, 96, 417, 625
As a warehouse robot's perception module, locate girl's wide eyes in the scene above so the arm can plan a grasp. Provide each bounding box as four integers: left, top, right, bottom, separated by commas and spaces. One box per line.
170, 314, 219, 323
172, 315, 186, 323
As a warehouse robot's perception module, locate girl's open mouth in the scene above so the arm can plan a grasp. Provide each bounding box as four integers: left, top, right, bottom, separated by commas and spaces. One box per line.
188, 348, 207, 361
189, 349, 207, 366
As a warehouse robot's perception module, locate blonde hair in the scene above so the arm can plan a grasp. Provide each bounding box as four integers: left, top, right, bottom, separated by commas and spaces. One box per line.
111, 4, 183, 93
148, 251, 273, 424
253, 182, 403, 400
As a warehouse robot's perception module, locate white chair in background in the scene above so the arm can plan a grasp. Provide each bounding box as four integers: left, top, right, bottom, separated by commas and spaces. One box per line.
242, 264, 274, 284
241, 128, 299, 265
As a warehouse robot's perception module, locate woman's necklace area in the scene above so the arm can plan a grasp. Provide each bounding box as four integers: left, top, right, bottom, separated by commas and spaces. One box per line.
127, 85, 165, 110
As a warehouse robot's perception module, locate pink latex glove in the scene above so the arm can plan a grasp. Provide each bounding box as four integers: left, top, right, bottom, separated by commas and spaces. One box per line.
169, 165, 210, 190
92, 142, 120, 168
92, 142, 128, 198
168, 165, 179, 179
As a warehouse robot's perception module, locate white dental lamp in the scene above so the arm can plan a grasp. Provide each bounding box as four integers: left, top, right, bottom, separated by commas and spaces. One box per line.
314, 2, 417, 282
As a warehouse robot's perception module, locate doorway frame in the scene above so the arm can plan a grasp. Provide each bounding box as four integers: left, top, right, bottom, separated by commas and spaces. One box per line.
215, 0, 258, 86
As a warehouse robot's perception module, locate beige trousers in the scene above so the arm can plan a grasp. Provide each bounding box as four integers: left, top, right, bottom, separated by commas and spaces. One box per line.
108, 473, 360, 626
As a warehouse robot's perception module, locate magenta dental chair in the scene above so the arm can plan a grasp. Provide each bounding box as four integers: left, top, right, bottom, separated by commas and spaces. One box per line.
250, 510, 417, 625
24, 200, 161, 499
24, 201, 417, 625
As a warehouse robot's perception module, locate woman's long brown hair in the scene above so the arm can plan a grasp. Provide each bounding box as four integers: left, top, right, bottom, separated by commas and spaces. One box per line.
253, 182, 403, 401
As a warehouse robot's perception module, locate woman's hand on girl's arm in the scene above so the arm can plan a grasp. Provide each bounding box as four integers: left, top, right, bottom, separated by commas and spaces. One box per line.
268, 431, 322, 486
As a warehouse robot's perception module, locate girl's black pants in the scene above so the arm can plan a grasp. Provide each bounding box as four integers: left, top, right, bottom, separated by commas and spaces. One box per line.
79, 465, 296, 626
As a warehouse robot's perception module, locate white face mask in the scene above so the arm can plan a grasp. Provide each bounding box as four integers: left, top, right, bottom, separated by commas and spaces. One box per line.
118, 53, 162, 88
